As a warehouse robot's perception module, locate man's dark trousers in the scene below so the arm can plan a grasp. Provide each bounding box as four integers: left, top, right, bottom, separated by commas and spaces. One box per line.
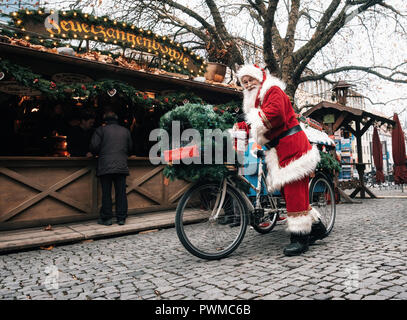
99, 174, 128, 221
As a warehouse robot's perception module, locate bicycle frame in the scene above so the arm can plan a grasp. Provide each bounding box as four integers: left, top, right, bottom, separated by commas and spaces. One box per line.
214, 154, 282, 222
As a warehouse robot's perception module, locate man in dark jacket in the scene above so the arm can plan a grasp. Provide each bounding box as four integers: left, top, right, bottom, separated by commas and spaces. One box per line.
90, 111, 133, 226
67, 111, 95, 157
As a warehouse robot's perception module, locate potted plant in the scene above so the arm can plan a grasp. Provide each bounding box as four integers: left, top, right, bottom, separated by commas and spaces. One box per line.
204, 31, 232, 82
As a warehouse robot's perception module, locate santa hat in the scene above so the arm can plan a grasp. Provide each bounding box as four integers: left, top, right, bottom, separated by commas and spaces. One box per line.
237, 64, 266, 83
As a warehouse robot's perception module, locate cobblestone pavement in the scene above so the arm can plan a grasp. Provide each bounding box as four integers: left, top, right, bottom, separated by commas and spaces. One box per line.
0, 197, 406, 300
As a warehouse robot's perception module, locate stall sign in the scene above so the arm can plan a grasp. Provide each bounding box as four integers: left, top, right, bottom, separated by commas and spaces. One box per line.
10, 9, 206, 76
323, 114, 335, 124
0, 81, 42, 96
52, 73, 93, 84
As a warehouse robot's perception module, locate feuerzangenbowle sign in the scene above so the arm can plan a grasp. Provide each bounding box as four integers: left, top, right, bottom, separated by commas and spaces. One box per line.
10, 9, 206, 76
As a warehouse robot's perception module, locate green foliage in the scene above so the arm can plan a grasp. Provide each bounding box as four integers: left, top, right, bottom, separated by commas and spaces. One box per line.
317, 151, 341, 174
0, 59, 202, 112
163, 164, 232, 183
160, 103, 240, 183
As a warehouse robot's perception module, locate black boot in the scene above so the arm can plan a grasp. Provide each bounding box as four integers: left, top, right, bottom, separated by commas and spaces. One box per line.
309, 221, 327, 245
283, 233, 309, 256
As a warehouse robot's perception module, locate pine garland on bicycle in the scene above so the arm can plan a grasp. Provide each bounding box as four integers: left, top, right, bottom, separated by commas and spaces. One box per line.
234, 64, 327, 256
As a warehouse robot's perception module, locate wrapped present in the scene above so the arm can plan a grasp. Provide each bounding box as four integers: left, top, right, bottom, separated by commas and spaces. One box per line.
164, 144, 199, 163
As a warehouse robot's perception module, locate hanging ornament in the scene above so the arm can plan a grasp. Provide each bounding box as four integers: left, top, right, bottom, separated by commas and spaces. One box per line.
107, 88, 116, 97
0, 72, 4, 81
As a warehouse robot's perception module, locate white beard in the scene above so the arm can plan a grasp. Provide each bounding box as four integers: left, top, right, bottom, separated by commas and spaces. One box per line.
242, 86, 260, 114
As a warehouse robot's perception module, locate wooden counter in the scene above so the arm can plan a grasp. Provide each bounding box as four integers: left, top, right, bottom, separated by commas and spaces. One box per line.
0, 157, 189, 231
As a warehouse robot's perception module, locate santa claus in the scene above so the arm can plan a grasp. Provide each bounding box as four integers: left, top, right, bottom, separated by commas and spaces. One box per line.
234, 64, 327, 256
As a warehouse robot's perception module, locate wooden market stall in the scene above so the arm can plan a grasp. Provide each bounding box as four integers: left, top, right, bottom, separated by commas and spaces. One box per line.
0, 37, 242, 231
304, 99, 395, 201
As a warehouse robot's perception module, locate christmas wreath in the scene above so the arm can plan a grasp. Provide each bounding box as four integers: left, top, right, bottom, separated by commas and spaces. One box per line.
317, 150, 341, 175
160, 103, 240, 182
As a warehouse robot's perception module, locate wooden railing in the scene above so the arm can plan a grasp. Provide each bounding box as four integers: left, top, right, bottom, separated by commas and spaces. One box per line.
0, 157, 190, 231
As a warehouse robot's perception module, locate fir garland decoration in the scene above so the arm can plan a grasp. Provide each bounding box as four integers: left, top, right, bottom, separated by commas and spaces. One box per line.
317, 151, 341, 175
160, 103, 239, 183
0, 58, 203, 113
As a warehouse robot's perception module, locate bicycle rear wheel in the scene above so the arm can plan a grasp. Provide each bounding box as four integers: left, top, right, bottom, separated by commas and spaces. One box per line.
309, 174, 336, 235
175, 181, 248, 260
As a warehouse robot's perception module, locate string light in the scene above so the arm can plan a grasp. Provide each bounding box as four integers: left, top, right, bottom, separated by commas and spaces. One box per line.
8, 9, 205, 77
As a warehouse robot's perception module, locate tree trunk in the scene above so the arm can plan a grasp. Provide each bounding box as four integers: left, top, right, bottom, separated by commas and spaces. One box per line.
280, 56, 299, 112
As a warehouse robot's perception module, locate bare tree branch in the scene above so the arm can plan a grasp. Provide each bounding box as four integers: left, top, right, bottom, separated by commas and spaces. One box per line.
299, 65, 407, 84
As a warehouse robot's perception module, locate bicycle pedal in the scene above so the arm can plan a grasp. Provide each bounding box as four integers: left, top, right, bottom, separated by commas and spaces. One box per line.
258, 222, 271, 228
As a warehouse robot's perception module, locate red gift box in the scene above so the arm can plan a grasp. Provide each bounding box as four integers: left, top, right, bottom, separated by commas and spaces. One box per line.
164, 145, 199, 162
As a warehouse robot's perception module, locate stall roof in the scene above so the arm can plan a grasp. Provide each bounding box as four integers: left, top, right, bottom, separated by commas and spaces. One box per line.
303, 100, 395, 201
303, 101, 395, 132
0, 42, 242, 104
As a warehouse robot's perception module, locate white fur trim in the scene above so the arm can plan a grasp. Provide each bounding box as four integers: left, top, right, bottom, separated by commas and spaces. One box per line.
266, 145, 320, 192
245, 108, 270, 146
286, 214, 312, 234
309, 207, 322, 224
258, 75, 286, 103
237, 65, 264, 83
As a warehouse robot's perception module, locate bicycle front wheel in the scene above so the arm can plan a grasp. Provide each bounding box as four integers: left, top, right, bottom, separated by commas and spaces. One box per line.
175, 181, 248, 260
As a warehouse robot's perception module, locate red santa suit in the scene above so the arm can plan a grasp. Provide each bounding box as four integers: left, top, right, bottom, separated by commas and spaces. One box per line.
235, 65, 321, 235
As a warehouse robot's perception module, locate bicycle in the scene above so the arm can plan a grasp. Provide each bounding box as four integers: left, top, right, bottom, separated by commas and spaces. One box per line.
175, 148, 336, 260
